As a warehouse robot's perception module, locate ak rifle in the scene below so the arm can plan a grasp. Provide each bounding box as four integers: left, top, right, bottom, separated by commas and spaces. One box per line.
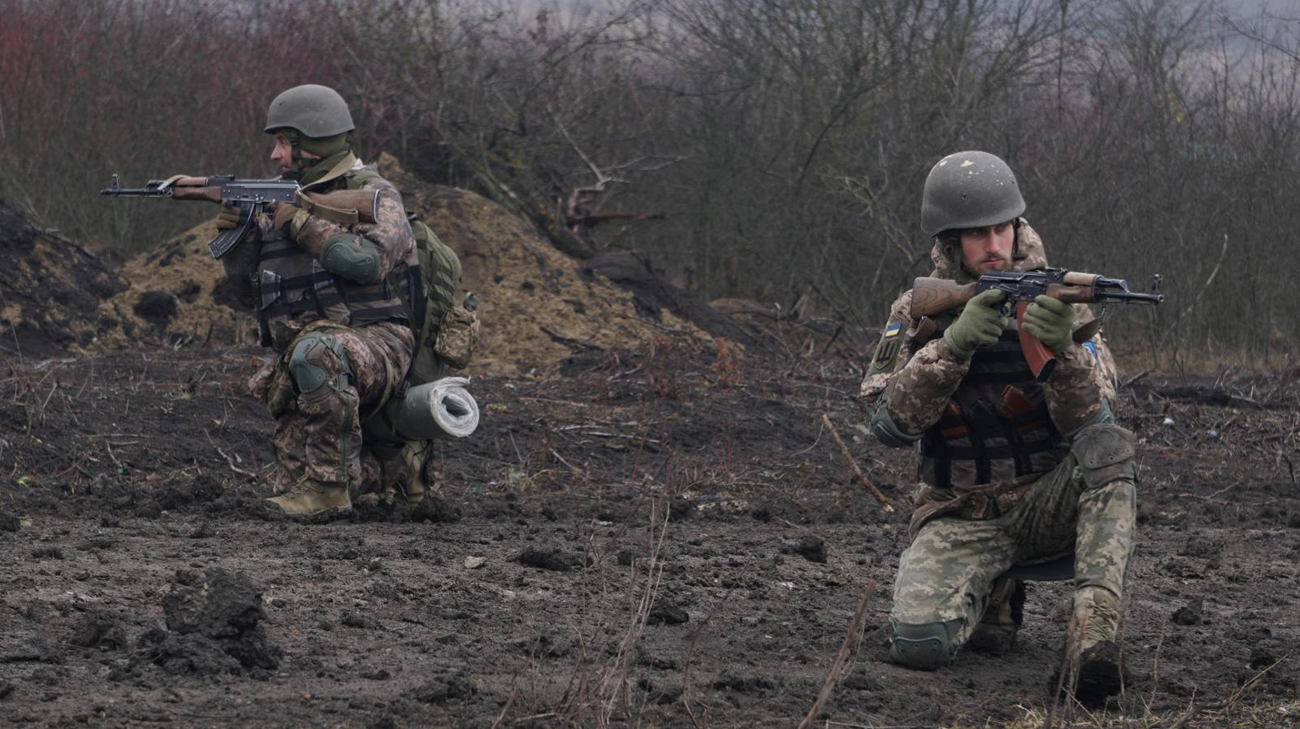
911, 267, 1164, 381
101, 174, 380, 260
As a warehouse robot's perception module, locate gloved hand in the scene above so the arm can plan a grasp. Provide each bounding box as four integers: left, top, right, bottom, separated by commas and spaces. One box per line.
943, 289, 1008, 360
1022, 295, 1075, 353
271, 202, 305, 235
216, 202, 242, 230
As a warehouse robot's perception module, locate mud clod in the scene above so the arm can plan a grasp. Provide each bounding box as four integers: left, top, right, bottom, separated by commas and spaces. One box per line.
412, 674, 475, 704
1073, 640, 1127, 707
712, 672, 775, 693
0, 513, 20, 532
784, 535, 828, 563
647, 604, 689, 626
31, 546, 63, 560
68, 612, 127, 651
843, 673, 875, 691
341, 612, 377, 630
0, 681, 13, 700
516, 547, 576, 571
147, 568, 281, 675
1172, 599, 1204, 626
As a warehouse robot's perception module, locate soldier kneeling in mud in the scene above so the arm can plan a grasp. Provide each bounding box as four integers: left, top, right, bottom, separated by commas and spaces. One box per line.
219, 84, 463, 518
860, 151, 1137, 702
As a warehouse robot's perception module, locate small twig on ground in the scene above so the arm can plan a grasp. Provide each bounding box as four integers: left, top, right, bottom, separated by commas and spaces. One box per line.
821, 413, 893, 513
681, 588, 733, 729
490, 677, 520, 729
796, 579, 878, 729
216, 446, 257, 479
776, 516, 827, 542
1045, 615, 1085, 729
1120, 369, 1150, 389
1148, 625, 1168, 712
519, 396, 591, 408
549, 448, 588, 481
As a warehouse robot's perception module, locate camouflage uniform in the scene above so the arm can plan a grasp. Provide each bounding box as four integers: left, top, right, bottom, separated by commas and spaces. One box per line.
226, 151, 418, 502
862, 221, 1137, 668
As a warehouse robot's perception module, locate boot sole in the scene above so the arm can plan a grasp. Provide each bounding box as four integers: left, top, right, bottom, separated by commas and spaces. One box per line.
261, 503, 353, 524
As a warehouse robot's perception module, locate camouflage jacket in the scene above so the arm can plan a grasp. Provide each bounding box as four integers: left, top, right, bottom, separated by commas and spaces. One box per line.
223, 153, 418, 352
860, 220, 1118, 538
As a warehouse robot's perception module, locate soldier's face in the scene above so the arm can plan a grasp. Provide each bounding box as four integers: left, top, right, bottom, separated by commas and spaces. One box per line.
269, 134, 321, 173
959, 221, 1015, 276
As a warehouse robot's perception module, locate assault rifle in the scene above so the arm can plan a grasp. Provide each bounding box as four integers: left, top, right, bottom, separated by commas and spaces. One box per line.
101, 174, 380, 260
911, 267, 1164, 381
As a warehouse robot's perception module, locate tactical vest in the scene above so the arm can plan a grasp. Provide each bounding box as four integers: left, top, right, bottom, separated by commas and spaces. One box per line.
255, 169, 408, 350
917, 316, 1070, 492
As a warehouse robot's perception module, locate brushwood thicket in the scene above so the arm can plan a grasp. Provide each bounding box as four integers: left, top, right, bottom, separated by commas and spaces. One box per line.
2, 0, 1298, 365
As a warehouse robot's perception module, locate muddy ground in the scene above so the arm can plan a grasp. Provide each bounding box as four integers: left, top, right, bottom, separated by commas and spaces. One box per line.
1, 338, 1298, 728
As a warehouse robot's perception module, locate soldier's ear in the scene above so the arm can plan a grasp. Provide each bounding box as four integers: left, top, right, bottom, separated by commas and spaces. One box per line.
1012, 218, 1026, 260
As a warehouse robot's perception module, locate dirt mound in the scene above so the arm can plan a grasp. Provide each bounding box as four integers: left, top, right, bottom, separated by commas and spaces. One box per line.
0, 201, 127, 357
378, 154, 708, 374
91, 154, 708, 373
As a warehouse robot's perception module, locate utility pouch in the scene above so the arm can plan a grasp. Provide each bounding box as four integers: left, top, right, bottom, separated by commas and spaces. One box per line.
433, 304, 481, 370
265, 364, 296, 417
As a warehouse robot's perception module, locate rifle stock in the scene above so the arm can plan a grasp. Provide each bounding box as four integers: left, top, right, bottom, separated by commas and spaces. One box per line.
910, 278, 976, 317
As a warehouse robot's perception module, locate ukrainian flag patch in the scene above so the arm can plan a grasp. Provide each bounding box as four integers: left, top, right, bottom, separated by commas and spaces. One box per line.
884, 322, 903, 339
1082, 341, 1098, 359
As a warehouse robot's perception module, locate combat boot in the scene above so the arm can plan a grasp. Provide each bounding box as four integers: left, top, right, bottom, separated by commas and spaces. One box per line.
967, 578, 1024, 656
1053, 586, 1127, 705
399, 441, 431, 505
264, 478, 352, 517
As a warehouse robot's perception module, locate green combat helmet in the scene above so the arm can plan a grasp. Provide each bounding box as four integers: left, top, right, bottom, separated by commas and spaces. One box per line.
920, 150, 1025, 237
264, 84, 355, 158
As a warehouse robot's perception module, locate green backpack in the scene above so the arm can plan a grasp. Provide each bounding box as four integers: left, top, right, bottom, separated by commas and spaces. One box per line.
402, 212, 479, 384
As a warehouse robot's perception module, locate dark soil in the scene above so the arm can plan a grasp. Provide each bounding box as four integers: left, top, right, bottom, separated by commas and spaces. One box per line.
1, 341, 1298, 727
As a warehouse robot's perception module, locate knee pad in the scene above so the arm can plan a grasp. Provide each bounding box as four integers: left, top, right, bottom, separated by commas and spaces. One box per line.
888, 619, 961, 671
289, 332, 351, 396
1071, 423, 1137, 490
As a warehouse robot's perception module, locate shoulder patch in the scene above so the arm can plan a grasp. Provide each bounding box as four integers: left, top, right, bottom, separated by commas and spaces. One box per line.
867, 323, 904, 376
1082, 340, 1098, 360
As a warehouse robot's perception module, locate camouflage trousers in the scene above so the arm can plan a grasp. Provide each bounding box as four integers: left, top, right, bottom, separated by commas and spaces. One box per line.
251, 320, 414, 497
890, 423, 1138, 653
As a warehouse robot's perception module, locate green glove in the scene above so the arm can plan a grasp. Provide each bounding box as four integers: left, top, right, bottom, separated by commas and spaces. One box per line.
943, 289, 1008, 361
1022, 295, 1075, 353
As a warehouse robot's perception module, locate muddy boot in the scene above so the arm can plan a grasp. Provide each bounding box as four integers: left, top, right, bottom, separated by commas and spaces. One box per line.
967, 578, 1024, 656
399, 441, 431, 505
264, 478, 352, 518
1052, 586, 1127, 705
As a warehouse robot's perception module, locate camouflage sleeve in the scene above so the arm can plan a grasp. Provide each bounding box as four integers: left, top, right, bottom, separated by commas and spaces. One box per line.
293, 183, 416, 276
860, 290, 970, 435
1041, 304, 1116, 433
883, 337, 970, 434
352, 186, 416, 274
